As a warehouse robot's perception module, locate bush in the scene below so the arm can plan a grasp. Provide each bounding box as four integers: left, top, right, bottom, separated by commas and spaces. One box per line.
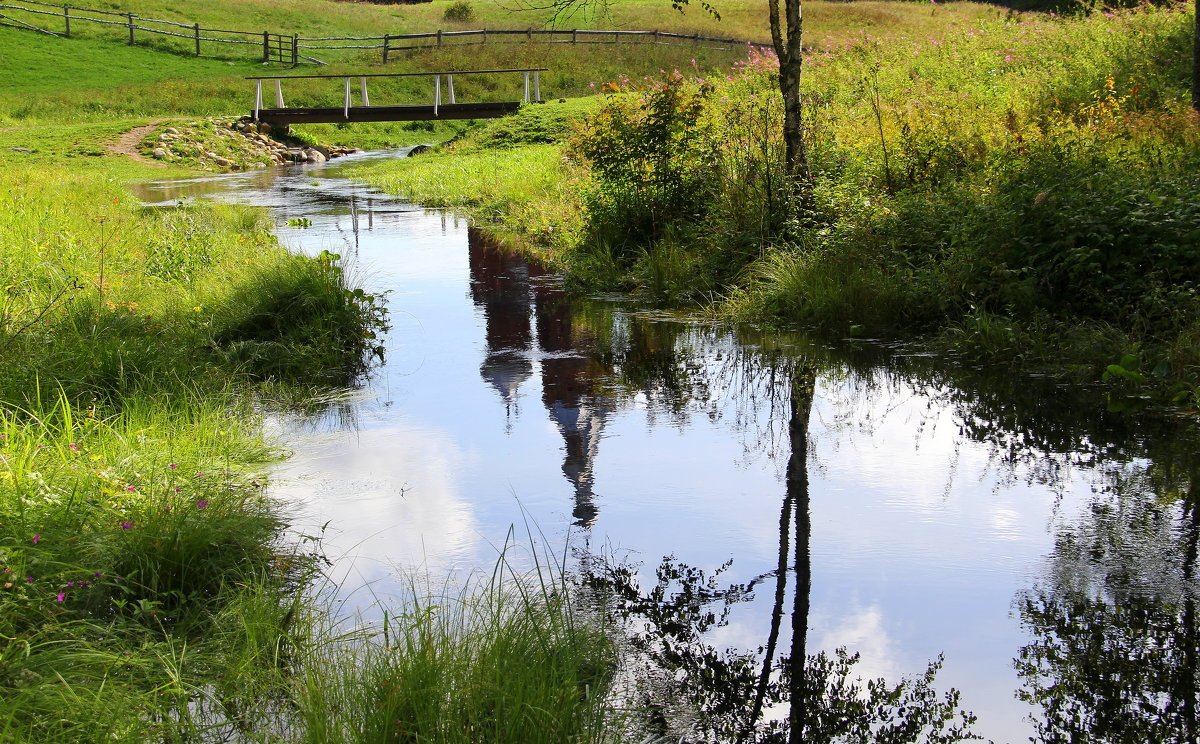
570, 72, 717, 261
442, 0, 475, 23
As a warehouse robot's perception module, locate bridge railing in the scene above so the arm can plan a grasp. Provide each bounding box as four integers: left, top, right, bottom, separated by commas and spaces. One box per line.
0, 0, 770, 66
246, 68, 549, 121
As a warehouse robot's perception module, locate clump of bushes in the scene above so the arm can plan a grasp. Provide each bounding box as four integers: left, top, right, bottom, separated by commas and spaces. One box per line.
443, 0, 475, 23
566, 4, 1200, 378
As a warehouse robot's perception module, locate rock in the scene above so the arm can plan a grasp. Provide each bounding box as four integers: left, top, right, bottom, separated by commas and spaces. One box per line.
212, 156, 231, 167
164, 127, 179, 135
408, 144, 431, 156
304, 148, 326, 163
158, 134, 170, 142
152, 148, 169, 160
6, 147, 34, 153
257, 122, 272, 135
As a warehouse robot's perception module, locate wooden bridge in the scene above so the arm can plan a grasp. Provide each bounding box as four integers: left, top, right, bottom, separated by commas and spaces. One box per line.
248, 68, 546, 126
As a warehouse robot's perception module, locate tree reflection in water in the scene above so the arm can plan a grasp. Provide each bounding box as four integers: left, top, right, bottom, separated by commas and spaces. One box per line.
467, 230, 1200, 740
583, 369, 979, 743
1016, 467, 1200, 743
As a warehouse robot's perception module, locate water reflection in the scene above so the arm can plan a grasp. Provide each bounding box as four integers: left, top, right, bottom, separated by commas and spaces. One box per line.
134, 160, 1200, 741
1016, 472, 1200, 743
468, 233, 611, 524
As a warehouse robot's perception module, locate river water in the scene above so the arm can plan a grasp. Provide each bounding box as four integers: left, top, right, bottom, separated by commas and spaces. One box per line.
134, 152, 1200, 744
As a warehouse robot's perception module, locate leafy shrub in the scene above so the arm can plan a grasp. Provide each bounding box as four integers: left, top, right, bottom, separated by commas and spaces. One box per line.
570, 72, 717, 260
442, 0, 475, 23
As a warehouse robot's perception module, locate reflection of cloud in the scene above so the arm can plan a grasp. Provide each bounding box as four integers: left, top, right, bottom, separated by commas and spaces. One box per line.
268, 423, 477, 595
813, 605, 901, 682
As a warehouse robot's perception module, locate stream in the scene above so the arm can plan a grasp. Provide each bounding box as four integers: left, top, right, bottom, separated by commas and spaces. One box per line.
133, 151, 1200, 744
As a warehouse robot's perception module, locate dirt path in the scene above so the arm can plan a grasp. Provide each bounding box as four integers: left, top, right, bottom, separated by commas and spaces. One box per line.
107, 118, 178, 166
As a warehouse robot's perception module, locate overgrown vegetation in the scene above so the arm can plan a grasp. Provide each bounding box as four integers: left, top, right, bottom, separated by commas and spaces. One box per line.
0, 159, 617, 741
354, 3, 1200, 401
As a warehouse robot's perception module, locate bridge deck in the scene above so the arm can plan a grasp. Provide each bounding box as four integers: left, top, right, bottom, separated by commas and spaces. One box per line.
254, 101, 522, 125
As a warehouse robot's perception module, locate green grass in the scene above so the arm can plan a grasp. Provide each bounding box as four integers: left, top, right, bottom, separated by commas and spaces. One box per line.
0, 0, 1003, 132
295, 551, 613, 744
354, 3, 1200, 397
0, 105, 609, 743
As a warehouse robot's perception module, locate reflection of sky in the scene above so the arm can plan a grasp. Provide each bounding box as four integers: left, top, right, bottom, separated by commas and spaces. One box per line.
138, 158, 1113, 743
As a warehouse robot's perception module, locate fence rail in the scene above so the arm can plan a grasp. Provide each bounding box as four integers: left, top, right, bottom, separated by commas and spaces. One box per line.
0, 0, 772, 66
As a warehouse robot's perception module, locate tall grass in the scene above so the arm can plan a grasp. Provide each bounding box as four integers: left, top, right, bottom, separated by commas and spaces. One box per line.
296, 548, 614, 744
355, 3, 1200, 387
0, 155, 392, 739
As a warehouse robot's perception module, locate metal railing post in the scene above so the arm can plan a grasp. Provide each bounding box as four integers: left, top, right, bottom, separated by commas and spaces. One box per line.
254, 79, 263, 120
360, 77, 369, 106
523, 71, 530, 103
344, 76, 351, 119
434, 74, 441, 116
447, 74, 455, 104
275, 78, 284, 108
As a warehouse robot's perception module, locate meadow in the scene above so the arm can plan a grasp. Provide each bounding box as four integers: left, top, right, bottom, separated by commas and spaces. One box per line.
4, 0, 1196, 739
350, 2, 1200, 398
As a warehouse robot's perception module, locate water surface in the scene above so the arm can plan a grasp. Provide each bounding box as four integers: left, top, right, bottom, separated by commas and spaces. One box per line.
134, 155, 1200, 743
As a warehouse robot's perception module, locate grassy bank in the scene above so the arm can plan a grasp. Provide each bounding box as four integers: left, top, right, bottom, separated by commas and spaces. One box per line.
349, 3, 1200, 401
0, 132, 615, 736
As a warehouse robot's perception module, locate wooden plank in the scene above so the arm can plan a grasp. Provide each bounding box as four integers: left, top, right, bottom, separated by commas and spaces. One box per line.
254, 101, 521, 125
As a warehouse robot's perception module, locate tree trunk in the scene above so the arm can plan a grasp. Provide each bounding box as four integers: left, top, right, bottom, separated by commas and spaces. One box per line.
768, 0, 810, 189
1193, 0, 1199, 110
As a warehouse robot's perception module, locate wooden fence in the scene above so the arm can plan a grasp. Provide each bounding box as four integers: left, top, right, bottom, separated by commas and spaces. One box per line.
0, 0, 771, 66
0, 0, 317, 63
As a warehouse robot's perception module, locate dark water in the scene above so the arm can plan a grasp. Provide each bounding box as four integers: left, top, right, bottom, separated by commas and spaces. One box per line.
133, 154, 1200, 743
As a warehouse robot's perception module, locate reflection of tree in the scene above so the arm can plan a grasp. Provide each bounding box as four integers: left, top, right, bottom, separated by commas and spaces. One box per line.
1016, 474, 1200, 743
585, 363, 979, 743
468, 230, 538, 426
469, 231, 703, 526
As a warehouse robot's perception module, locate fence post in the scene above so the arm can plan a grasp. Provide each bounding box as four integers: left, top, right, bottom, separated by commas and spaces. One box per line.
62, 5, 69, 37
693, 32, 699, 46
194, 23, 200, 55
291, 35, 298, 66
263, 31, 269, 62
572, 29, 577, 44
527, 27, 532, 41
436, 29, 442, 46
382, 34, 390, 63
126, 13, 134, 45
653, 29, 659, 44
482, 29, 486, 45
